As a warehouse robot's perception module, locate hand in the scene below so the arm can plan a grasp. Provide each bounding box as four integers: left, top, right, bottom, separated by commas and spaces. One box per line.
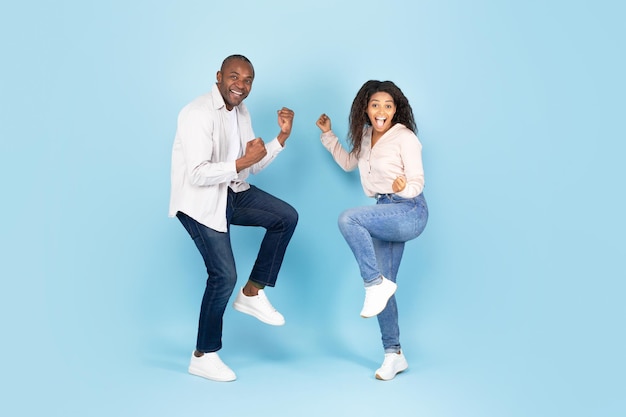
392, 176, 406, 193
316, 113, 331, 133
242, 138, 267, 165
277, 107, 295, 137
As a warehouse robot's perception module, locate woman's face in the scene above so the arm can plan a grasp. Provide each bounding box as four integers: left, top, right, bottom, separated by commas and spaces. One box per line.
366, 91, 396, 136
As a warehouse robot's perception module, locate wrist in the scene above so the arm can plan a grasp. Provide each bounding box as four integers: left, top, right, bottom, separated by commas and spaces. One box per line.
277, 131, 289, 146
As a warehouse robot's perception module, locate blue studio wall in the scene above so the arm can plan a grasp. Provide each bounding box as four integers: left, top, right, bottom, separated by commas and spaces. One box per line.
1, 1, 624, 416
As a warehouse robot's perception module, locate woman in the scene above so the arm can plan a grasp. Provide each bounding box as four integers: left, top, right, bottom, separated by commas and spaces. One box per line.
316, 80, 428, 380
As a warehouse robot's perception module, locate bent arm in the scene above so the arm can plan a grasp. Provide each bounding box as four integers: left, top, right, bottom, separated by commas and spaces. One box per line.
320, 130, 359, 171
395, 136, 425, 198
178, 107, 238, 186
247, 137, 284, 174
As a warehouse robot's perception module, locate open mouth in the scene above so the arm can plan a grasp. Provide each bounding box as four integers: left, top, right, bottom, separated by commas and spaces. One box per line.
375, 117, 386, 128
230, 89, 243, 96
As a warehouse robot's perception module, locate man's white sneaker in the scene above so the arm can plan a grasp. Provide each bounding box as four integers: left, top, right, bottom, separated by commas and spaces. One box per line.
232, 288, 285, 326
375, 351, 409, 381
188, 352, 236, 382
360, 277, 397, 318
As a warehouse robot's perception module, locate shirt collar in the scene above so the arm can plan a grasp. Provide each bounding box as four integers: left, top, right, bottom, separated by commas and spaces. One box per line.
211, 83, 249, 118
211, 83, 226, 110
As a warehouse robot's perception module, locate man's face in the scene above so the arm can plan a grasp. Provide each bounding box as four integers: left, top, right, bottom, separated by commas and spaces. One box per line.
216, 59, 254, 110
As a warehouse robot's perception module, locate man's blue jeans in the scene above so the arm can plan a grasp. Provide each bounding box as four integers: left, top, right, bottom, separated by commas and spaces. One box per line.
337, 193, 428, 352
177, 185, 298, 353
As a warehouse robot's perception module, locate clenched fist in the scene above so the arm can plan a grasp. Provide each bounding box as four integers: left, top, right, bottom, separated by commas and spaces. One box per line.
316, 113, 331, 133
276, 107, 295, 145
244, 138, 267, 163
392, 176, 406, 193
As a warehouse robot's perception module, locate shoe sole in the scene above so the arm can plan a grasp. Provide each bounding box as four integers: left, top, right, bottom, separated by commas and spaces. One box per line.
232, 302, 285, 326
375, 364, 408, 381
188, 367, 236, 382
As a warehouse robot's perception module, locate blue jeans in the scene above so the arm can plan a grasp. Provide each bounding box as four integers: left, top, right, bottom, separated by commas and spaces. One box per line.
337, 193, 428, 352
177, 185, 298, 353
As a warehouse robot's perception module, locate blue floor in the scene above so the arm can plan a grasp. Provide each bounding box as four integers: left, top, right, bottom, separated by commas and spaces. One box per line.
6, 274, 623, 417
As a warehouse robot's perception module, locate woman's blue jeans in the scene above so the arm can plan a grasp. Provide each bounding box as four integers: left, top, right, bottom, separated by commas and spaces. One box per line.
177, 185, 298, 353
337, 193, 428, 352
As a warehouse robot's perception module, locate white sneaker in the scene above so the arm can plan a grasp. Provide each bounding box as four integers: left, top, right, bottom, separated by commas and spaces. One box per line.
232, 288, 285, 326
188, 351, 236, 382
360, 277, 397, 318
375, 351, 409, 380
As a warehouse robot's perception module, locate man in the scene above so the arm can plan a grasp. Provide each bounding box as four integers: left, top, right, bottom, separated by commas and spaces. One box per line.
169, 54, 298, 382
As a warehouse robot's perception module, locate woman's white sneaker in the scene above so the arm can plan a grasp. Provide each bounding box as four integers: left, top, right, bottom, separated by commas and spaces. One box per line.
375, 351, 408, 380
360, 277, 397, 318
188, 352, 236, 382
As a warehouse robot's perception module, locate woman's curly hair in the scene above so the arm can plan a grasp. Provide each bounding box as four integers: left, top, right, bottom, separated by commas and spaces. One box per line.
348, 80, 416, 155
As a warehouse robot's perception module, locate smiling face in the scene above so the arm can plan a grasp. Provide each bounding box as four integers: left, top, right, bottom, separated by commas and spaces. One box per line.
216, 58, 254, 110
366, 91, 396, 136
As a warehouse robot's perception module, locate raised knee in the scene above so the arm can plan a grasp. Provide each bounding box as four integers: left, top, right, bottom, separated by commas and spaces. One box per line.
337, 210, 353, 231
289, 207, 299, 226
284, 206, 298, 230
